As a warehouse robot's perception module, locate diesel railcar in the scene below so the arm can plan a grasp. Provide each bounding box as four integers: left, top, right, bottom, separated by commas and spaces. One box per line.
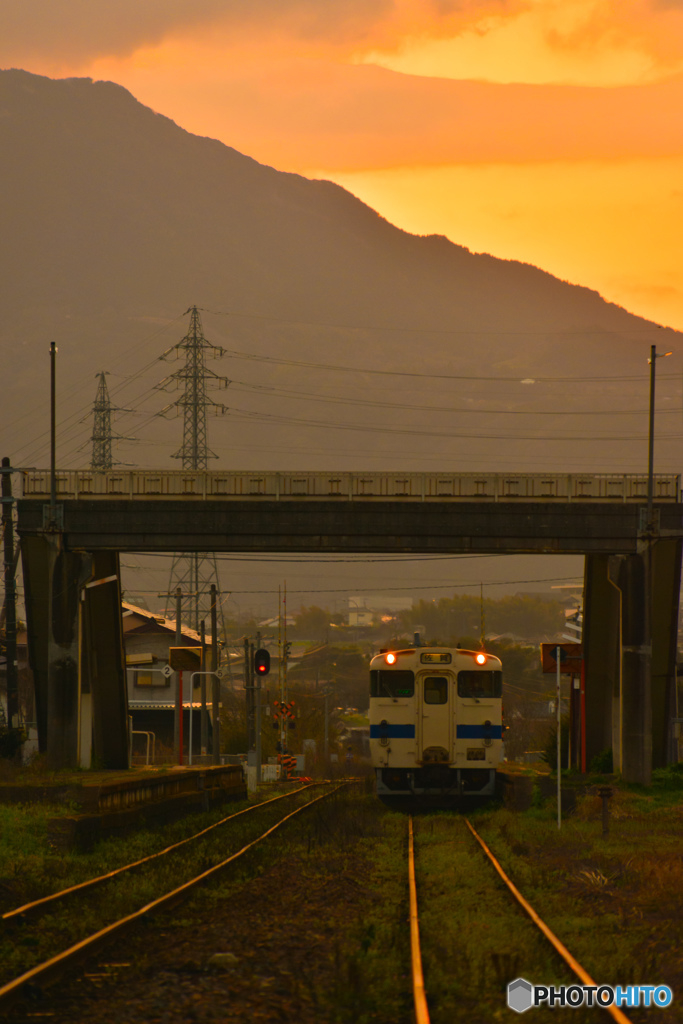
369, 646, 504, 798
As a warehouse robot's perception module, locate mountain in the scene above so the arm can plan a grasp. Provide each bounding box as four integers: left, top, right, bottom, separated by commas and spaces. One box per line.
0, 67, 677, 480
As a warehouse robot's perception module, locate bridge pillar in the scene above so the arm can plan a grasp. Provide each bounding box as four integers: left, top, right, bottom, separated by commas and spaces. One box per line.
583, 555, 621, 769
651, 538, 682, 768
617, 554, 650, 783
21, 534, 51, 753
21, 536, 129, 769
611, 539, 681, 780
583, 541, 681, 778
80, 551, 129, 770
23, 535, 91, 769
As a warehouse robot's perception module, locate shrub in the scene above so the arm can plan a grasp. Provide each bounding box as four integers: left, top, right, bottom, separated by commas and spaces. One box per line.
589, 748, 613, 774
540, 715, 569, 770
0, 727, 26, 760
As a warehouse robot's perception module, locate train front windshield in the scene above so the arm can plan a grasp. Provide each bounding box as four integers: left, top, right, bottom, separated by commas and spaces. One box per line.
457, 670, 502, 698
370, 669, 415, 698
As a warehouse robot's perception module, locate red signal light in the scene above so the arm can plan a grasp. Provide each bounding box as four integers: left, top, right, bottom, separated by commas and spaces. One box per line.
254, 649, 270, 675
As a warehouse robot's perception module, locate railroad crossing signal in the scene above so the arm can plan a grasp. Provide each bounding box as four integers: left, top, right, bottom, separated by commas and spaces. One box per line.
273, 699, 295, 720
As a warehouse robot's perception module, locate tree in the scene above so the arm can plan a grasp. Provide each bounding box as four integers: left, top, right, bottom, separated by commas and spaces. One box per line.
396, 594, 564, 644
291, 605, 331, 641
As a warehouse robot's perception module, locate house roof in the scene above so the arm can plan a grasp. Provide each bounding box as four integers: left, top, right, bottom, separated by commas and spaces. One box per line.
122, 601, 210, 645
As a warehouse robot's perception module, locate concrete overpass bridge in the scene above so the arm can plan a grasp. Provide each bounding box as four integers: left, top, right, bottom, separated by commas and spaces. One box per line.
16, 469, 683, 780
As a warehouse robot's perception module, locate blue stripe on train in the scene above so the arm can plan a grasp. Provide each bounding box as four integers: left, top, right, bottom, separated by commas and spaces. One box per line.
456, 724, 503, 739
370, 724, 416, 739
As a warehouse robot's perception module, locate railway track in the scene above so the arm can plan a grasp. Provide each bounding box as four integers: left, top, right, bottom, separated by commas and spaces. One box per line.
408, 815, 634, 1024
0, 781, 345, 1016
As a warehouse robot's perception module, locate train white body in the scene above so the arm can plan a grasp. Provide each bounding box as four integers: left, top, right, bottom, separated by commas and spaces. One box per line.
369, 646, 504, 798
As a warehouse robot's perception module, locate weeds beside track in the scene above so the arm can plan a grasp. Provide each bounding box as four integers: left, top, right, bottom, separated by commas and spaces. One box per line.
0, 782, 345, 1015
2, 785, 679, 1024
2, 782, 327, 924
409, 813, 641, 1024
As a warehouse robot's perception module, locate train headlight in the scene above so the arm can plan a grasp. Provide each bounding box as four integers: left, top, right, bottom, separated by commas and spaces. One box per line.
385, 652, 396, 665
476, 653, 486, 665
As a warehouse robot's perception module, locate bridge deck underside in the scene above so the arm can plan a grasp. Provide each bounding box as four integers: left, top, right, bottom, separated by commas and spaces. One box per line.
17, 500, 683, 554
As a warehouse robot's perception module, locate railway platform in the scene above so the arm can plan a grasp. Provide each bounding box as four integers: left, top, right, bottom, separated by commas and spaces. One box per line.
0, 764, 246, 850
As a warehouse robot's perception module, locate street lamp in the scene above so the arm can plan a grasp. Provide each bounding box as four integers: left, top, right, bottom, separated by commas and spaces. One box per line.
647, 344, 673, 528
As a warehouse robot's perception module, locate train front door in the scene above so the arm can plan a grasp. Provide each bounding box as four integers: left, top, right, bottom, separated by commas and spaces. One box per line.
419, 673, 451, 762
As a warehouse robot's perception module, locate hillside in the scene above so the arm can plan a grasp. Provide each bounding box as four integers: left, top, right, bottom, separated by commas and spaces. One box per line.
0, 67, 677, 479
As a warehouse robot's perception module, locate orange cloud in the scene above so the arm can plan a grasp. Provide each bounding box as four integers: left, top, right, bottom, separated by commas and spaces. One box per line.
77, 43, 683, 172
0, 0, 576, 69
7, 0, 683, 334
10, 0, 683, 92
361, 0, 683, 84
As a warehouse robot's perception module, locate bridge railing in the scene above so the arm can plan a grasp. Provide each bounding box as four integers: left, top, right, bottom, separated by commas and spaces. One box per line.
19, 470, 681, 502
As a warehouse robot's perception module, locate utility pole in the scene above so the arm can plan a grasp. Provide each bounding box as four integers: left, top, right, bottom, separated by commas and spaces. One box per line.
210, 584, 220, 765
640, 345, 672, 785
200, 618, 208, 756
279, 587, 286, 771
174, 587, 182, 761
158, 306, 229, 633
255, 630, 262, 784
45, 342, 62, 531
1, 458, 18, 730
245, 635, 253, 759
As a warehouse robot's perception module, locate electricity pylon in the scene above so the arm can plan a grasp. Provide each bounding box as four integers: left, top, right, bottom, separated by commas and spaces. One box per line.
89, 371, 133, 470
158, 306, 229, 633
90, 371, 115, 470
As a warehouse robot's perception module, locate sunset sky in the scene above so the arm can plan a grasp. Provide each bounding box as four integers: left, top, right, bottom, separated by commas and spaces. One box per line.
4, 0, 683, 331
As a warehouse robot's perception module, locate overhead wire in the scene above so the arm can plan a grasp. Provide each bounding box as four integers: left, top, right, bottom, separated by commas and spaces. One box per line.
11, 304, 682, 467
201, 305, 676, 341
118, 574, 584, 597
227, 405, 683, 443
227, 379, 678, 417
121, 552, 532, 565
8, 312, 188, 465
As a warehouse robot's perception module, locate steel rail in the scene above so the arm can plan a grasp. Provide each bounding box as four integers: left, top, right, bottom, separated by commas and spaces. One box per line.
465, 819, 633, 1024
2, 782, 326, 924
0, 784, 347, 1013
407, 816, 430, 1024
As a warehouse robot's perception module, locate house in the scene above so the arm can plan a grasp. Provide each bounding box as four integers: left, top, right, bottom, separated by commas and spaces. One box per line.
348, 595, 413, 627
123, 602, 218, 760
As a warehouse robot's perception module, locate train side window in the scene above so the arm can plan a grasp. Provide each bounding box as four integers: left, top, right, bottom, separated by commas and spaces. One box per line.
370, 670, 415, 698
423, 676, 448, 704
457, 670, 502, 698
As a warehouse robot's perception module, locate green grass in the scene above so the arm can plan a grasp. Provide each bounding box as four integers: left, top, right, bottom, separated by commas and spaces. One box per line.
1, 778, 681, 1022
413, 812, 580, 1024
470, 793, 683, 1020
0, 788, 321, 987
